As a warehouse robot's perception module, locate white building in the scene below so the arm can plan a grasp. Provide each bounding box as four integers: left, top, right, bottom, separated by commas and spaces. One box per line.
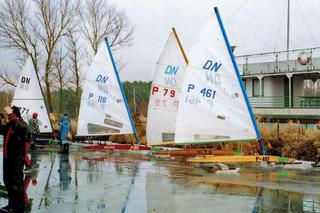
238, 47, 320, 128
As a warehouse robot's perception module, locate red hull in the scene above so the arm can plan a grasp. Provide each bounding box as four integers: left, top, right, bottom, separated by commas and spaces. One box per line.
81, 144, 151, 151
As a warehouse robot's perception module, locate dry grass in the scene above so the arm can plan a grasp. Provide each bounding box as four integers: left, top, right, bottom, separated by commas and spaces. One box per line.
52, 114, 320, 161
109, 114, 147, 145
258, 122, 320, 161
198, 123, 320, 161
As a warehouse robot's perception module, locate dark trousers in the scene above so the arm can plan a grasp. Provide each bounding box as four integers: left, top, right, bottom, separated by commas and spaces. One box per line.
3, 156, 25, 212
63, 144, 69, 153
30, 134, 37, 150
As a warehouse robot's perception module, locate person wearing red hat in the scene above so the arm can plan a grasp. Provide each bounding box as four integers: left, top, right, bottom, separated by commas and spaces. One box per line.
28, 112, 40, 148
0, 106, 28, 212
25, 112, 40, 173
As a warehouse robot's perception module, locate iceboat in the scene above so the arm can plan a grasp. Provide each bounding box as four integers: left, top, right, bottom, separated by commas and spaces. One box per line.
12, 57, 53, 134
146, 28, 233, 157
147, 8, 273, 163
76, 38, 149, 151
11, 57, 54, 149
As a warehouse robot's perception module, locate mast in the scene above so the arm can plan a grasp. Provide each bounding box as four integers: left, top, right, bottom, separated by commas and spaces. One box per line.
286, 0, 290, 61
172, 27, 189, 65
34, 62, 54, 133
214, 7, 267, 155
104, 38, 140, 144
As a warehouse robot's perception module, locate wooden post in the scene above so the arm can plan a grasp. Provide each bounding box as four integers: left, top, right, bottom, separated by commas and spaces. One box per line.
277, 120, 280, 141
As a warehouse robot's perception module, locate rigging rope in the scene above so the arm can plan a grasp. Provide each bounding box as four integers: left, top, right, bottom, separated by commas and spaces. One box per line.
274, 0, 286, 52
226, 0, 250, 24
295, 0, 319, 47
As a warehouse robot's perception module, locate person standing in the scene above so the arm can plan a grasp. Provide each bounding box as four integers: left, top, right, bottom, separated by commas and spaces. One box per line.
24, 112, 40, 172
60, 113, 71, 153
28, 112, 40, 149
0, 106, 28, 212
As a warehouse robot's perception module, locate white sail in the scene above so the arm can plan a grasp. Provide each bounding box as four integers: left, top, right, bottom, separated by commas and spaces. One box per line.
77, 40, 133, 136
174, 10, 258, 144
146, 29, 188, 145
12, 57, 52, 133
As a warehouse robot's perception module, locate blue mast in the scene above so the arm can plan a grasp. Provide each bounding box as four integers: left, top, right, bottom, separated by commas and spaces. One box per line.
104, 38, 140, 144
214, 7, 266, 155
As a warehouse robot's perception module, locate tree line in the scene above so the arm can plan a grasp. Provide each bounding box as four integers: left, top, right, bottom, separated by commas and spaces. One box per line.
0, 81, 152, 120
0, 0, 134, 114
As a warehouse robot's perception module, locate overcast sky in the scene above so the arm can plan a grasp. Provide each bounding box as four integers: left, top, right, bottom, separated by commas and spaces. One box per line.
1, 0, 320, 82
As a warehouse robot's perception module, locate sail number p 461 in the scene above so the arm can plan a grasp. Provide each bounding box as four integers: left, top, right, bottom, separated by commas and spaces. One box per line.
187, 84, 216, 99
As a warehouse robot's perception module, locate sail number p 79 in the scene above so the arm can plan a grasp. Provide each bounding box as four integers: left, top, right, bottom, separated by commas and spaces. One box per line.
152, 86, 175, 97
187, 84, 216, 99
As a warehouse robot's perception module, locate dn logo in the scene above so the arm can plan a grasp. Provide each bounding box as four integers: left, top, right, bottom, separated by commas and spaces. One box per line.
21, 77, 30, 84
164, 66, 178, 75
202, 60, 222, 72
96, 74, 109, 84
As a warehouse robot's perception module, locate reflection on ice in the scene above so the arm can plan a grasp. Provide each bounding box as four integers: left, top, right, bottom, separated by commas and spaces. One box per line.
0, 149, 319, 212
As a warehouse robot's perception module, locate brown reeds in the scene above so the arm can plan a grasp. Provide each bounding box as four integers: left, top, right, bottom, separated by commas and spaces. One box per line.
258, 122, 320, 161
53, 114, 320, 161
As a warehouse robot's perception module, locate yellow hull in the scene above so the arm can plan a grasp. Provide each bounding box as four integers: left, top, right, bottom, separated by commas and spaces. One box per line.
186, 155, 295, 163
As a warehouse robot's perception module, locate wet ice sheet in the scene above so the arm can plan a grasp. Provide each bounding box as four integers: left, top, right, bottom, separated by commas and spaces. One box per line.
0, 149, 319, 213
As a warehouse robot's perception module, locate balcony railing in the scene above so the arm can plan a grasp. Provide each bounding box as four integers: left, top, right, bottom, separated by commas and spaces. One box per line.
236, 47, 320, 76
249, 96, 320, 108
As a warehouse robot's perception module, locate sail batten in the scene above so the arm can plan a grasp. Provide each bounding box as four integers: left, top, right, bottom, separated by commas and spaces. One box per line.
12, 57, 53, 133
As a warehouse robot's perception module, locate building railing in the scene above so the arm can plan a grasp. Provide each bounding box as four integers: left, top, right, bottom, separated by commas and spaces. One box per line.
236, 47, 320, 76
249, 96, 320, 108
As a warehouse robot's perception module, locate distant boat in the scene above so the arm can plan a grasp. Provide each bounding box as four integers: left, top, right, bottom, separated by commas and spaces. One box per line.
77, 38, 149, 151
147, 8, 266, 156
12, 57, 53, 133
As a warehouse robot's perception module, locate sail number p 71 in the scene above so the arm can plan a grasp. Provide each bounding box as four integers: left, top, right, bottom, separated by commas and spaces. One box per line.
187, 84, 216, 99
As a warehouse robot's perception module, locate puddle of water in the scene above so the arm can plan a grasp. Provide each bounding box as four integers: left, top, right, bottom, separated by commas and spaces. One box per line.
0, 148, 319, 212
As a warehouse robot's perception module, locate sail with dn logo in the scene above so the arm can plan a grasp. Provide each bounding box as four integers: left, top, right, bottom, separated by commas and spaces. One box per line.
148, 8, 265, 154
174, 8, 264, 153
146, 28, 189, 145
12, 57, 53, 133
77, 38, 138, 143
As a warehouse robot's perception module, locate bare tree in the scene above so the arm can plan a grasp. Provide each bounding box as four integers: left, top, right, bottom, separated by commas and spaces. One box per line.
52, 48, 68, 113
81, 0, 134, 55
0, 0, 80, 113
67, 29, 83, 114
0, 0, 39, 72
33, 0, 80, 112
0, 69, 17, 88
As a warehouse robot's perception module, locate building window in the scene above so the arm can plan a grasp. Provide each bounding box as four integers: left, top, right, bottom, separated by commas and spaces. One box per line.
304, 79, 320, 96
253, 79, 263, 97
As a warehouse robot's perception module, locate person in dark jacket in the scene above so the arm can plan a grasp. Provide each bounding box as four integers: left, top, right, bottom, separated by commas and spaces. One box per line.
0, 106, 28, 212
